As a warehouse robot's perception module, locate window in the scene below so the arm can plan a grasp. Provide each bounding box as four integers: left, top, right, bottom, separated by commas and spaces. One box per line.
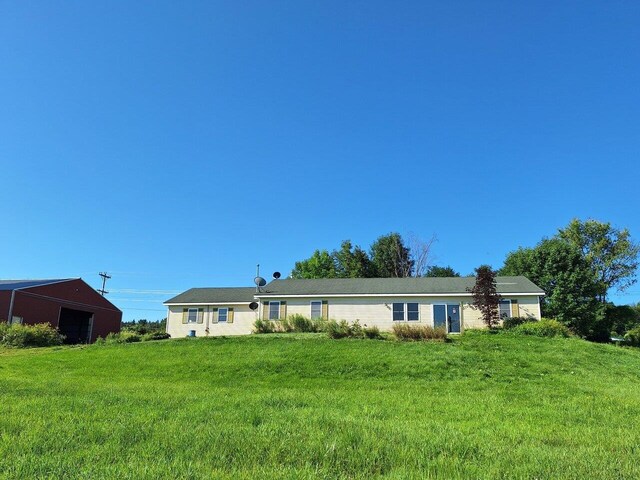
269, 301, 280, 320
393, 302, 420, 321
218, 308, 228, 323
407, 303, 419, 321
187, 308, 198, 323
392, 303, 405, 321
499, 300, 511, 319
310, 301, 322, 319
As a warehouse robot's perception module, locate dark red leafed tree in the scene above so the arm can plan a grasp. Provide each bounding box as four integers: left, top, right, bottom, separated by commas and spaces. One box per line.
469, 265, 501, 328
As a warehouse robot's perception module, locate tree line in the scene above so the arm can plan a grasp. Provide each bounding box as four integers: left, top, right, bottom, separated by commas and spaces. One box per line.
291, 233, 459, 279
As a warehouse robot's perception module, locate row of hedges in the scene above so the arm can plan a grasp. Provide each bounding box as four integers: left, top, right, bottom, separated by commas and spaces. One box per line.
253, 316, 447, 342
0, 322, 65, 348
253, 314, 327, 334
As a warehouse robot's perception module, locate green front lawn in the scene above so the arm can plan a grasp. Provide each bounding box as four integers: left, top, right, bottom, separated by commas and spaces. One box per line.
1, 333, 639, 479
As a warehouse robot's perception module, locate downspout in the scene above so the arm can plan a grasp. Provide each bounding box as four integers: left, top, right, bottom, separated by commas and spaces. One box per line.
7, 290, 16, 324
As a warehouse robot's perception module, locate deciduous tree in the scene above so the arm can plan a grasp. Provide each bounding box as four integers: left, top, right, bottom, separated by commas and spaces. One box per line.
557, 219, 639, 301
425, 265, 460, 277
468, 265, 501, 328
333, 240, 376, 278
291, 250, 337, 279
500, 238, 601, 336
370, 233, 414, 277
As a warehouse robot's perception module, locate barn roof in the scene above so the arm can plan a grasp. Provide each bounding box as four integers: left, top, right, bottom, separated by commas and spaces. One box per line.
0, 279, 74, 291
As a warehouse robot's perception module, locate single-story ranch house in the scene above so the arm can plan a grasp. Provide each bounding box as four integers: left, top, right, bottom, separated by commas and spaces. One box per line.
164, 276, 544, 338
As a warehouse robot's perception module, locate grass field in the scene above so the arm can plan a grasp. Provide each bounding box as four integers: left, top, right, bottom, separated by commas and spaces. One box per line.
1, 332, 640, 479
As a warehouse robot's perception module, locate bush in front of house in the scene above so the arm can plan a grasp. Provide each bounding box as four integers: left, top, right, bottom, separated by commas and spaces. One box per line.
289, 314, 320, 332
363, 325, 382, 339
253, 315, 326, 334
392, 324, 448, 341
510, 318, 571, 338
502, 316, 536, 330
0, 322, 65, 348
253, 318, 278, 334
326, 320, 354, 339
325, 320, 382, 339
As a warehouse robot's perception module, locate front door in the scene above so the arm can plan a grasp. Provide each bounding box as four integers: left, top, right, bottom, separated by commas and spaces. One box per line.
447, 304, 461, 333
433, 305, 447, 328
433, 304, 461, 333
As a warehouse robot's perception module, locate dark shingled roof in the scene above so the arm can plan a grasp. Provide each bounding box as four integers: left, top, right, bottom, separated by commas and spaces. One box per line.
164, 287, 257, 305
255, 276, 544, 296
164, 277, 544, 304
0, 279, 73, 291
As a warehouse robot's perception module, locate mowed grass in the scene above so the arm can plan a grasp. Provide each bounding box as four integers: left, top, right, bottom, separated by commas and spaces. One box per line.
1, 333, 640, 479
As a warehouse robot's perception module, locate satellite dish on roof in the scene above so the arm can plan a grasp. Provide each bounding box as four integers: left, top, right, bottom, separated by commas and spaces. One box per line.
254, 276, 267, 287
249, 301, 259, 310
273, 271, 281, 279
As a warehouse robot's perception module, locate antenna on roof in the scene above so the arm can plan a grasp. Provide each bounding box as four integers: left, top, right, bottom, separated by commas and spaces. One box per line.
254, 264, 266, 292
273, 271, 281, 279
98, 272, 111, 296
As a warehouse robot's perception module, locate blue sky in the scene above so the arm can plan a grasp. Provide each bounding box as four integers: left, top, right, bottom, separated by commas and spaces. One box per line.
1, 1, 639, 321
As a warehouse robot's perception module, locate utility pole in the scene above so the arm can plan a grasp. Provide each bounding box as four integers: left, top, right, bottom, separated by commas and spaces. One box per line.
98, 272, 111, 296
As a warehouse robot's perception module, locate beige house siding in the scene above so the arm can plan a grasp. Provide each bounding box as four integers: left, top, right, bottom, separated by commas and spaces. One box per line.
166, 304, 257, 338
260, 295, 541, 332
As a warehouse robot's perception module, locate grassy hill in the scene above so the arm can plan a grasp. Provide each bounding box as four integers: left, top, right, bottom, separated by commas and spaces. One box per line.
1, 332, 640, 479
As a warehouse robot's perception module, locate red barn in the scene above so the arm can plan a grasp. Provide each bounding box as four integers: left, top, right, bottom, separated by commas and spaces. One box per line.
0, 278, 121, 343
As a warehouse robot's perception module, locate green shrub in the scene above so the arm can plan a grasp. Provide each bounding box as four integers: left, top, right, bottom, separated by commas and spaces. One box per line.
105, 331, 142, 344
502, 316, 536, 330
392, 324, 447, 341
363, 325, 382, 339
254, 316, 326, 334
253, 319, 280, 334
624, 326, 640, 347
143, 332, 171, 341
511, 318, 571, 338
350, 320, 363, 338
326, 320, 352, 339
0, 322, 65, 348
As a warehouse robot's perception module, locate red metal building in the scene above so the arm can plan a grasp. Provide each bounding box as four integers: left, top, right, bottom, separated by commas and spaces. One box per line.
0, 278, 121, 343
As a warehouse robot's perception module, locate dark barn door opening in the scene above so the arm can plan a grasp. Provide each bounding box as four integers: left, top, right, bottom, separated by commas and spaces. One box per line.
58, 308, 93, 344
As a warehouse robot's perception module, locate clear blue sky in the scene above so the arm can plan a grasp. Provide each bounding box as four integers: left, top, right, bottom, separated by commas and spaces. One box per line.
1, 1, 639, 321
